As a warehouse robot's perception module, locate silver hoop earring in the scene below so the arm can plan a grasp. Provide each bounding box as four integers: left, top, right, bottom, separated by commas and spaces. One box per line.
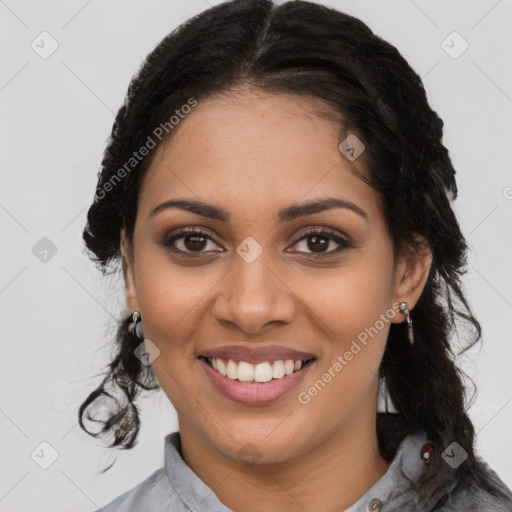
132, 311, 144, 340
398, 302, 414, 345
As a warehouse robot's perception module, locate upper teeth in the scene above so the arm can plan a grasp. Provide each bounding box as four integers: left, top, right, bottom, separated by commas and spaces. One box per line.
209, 358, 304, 382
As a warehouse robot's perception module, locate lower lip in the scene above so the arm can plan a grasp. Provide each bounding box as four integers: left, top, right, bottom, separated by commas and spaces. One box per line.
198, 358, 315, 405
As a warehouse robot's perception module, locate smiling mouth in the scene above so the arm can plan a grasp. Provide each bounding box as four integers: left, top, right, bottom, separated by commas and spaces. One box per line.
199, 356, 316, 383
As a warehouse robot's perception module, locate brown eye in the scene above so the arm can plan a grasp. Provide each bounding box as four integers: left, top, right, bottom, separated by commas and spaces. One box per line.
288, 229, 352, 258
182, 233, 208, 252
162, 228, 223, 255
305, 234, 330, 253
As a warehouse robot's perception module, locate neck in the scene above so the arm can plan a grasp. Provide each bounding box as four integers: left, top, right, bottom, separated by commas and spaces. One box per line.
178, 408, 390, 512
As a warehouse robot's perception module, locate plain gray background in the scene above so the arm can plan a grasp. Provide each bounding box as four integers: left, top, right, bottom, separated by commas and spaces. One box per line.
1, 0, 511, 510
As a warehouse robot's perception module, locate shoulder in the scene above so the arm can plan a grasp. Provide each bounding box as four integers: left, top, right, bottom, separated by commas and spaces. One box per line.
375, 415, 512, 511
94, 431, 231, 512
94, 467, 183, 512
435, 459, 512, 512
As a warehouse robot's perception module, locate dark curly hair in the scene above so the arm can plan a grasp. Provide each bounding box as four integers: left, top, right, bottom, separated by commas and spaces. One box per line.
79, 0, 506, 499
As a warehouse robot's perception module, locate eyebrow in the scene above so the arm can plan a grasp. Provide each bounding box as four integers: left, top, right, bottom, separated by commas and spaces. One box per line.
148, 197, 368, 223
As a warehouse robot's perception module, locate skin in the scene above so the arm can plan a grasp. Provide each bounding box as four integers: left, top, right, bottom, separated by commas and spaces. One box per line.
121, 87, 433, 512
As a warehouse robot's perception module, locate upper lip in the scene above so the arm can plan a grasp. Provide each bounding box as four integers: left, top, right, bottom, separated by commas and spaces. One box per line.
198, 345, 317, 364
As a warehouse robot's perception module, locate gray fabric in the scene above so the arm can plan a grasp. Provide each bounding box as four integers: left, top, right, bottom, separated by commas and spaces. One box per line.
96, 430, 512, 512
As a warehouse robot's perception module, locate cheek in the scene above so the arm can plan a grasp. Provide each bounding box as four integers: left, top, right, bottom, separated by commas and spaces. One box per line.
293, 254, 393, 406
133, 259, 215, 408
296, 257, 394, 345
135, 246, 218, 324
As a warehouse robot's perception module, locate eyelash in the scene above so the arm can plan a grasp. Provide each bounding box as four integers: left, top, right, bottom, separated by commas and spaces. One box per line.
161, 227, 352, 259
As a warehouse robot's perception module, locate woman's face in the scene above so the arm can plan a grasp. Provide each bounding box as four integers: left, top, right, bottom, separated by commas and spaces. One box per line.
122, 89, 419, 464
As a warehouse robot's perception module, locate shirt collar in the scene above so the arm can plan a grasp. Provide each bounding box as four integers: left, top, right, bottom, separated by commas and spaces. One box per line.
344, 430, 435, 512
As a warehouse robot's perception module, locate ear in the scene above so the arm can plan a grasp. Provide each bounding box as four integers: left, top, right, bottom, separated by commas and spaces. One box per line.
120, 228, 139, 312
390, 236, 433, 324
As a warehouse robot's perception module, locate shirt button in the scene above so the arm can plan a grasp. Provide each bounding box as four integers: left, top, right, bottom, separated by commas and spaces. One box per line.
421, 442, 435, 464
367, 498, 382, 511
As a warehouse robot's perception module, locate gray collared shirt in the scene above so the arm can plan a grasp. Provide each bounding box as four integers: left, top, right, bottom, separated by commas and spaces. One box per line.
96, 431, 512, 512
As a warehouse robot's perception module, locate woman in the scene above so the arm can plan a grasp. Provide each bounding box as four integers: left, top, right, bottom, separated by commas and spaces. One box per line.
79, 0, 512, 510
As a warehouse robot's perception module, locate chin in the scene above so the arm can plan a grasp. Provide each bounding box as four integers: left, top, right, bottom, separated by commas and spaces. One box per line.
210, 423, 310, 467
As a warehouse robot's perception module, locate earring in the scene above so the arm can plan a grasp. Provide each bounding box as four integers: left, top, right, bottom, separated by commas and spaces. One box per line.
398, 302, 414, 345
132, 311, 144, 340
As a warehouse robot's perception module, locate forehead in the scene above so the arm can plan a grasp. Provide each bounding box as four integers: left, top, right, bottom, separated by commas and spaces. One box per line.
138, 90, 382, 224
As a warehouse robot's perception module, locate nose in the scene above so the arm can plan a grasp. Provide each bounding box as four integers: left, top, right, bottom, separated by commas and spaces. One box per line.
212, 252, 296, 335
